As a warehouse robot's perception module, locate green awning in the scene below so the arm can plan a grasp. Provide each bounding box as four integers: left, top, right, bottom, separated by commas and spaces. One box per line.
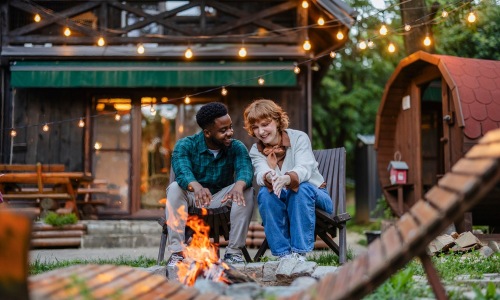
10, 61, 297, 88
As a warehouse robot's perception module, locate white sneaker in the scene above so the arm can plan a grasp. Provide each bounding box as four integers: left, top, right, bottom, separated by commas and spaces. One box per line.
292, 252, 307, 262
279, 253, 294, 261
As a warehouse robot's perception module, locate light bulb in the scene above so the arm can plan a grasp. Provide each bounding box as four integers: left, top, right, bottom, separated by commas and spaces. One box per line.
330, 51, 336, 58
367, 40, 375, 49
150, 105, 156, 113
467, 11, 476, 23
115, 113, 121, 121
359, 41, 367, 50
161, 97, 168, 103
221, 87, 228, 96
404, 24, 411, 31
78, 118, 85, 127
317, 17, 325, 26
303, 39, 311, 51
388, 43, 396, 53
423, 35, 432, 46
97, 37, 105, 46
302, 1, 309, 8
238, 47, 247, 57
184, 96, 191, 104
185, 47, 193, 59
43, 124, 49, 132
137, 44, 145, 54
64, 27, 71, 37
94, 142, 102, 150
294, 66, 300, 74
336, 30, 344, 40
34, 14, 41, 22
258, 77, 265, 85
10, 130, 17, 137
441, 10, 448, 18
379, 24, 388, 36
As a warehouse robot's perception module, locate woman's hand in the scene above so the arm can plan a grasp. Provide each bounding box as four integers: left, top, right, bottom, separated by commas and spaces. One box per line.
272, 174, 290, 197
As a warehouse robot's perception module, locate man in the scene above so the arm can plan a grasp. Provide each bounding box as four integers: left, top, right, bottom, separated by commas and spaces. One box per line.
165, 102, 254, 267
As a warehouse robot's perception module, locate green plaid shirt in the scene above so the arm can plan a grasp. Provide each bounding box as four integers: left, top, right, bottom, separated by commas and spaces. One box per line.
171, 131, 253, 194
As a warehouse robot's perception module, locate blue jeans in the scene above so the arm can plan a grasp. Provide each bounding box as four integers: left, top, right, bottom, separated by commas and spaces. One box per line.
257, 182, 333, 256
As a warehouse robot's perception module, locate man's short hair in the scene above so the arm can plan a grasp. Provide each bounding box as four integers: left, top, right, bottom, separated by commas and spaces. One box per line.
196, 102, 228, 129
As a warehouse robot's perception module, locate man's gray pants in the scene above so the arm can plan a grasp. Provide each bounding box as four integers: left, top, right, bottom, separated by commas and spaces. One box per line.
165, 182, 254, 255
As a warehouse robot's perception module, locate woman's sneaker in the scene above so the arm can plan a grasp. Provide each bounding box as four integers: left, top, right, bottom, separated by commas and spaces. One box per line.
292, 252, 307, 262
167, 252, 185, 267
223, 253, 245, 264
279, 253, 294, 261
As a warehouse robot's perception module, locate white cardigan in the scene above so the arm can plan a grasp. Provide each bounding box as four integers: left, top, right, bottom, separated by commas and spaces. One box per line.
249, 129, 325, 188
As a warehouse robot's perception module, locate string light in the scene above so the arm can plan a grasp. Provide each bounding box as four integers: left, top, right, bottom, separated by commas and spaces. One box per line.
441, 10, 448, 18
34, 14, 41, 22
293, 65, 301, 74
137, 44, 145, 54
94, 142, 102, 150
379, 24, 388, 36
258, 77, 265, 85
185, 47, 193, 59
78, 118, 85, 127
301, 1, 309, 9
388, 42, 396, 53
10, 130, 17, 137
467, 10, 476, 23
97, 37, 105, 47
221, 87, 228, 96
238, 46, 247, 57
330, 51, 336, 58
114, 113, 121, 121
64, 27, 71, 37
184, 96, 191, 104
367, 40, 375, 49
42, 124, 49, 132
150, 104, 156, 113
358, 41, 367, 50
404, 24, 411, 31
336, 30, 344, 40
423, 35, 432, 46
303, 38, 311, 51
317, 17, 325, 26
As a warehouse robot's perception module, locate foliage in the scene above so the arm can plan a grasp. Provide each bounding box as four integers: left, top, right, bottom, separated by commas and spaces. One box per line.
473, 283, 500, 300
43, 212, 78, 227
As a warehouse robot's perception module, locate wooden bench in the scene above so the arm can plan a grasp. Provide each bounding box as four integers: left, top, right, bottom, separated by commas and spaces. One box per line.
76, 179, 110, 219
253, 147, 352, 264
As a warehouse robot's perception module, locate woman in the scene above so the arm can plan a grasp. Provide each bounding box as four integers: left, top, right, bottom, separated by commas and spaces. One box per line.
243, 99, 333, 261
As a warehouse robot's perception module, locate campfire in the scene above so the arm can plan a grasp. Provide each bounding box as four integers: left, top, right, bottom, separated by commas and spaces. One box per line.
170, 208, 255, 286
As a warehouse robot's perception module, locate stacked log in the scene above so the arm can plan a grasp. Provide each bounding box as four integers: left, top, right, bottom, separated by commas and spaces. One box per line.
31, 222, 86, 248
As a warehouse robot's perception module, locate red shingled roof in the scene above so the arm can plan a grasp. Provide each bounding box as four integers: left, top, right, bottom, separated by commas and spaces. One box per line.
436, 54, 500, 139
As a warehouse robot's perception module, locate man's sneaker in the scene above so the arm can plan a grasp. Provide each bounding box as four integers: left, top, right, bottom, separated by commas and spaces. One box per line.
292, 252, 307, 262
167, 252, 184, 267
223, 253, 245, 264
279, 253, 294, 261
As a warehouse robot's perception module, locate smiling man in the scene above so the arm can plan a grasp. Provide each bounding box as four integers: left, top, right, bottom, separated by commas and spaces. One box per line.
164, 102, 254, 269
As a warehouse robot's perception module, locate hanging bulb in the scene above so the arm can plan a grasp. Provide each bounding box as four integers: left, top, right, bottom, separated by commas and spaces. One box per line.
161, 97, 168, 103
330, 51, 336, 58
10, 130, 17, 137
293, 65, 300, 74
336, 30, 344, 40
358, 41, 367, 50
34, 14, 41, 22
441, 10, 448, 18
367, 40, 375, 49
78, 118, 85, 127
404, 24, 411, 32
303, 39, 311, 51
388, 43, 396, 53
302, 1, 309, 8
221, 87, 228, 96
238, 47, 247, 57
64, 27, 71, 37
184, 96, 191, 104
185, 47, 193, 59
467, 10, 476, 23
150, 105, 156, 113
115, 113, 121, 121
317, 17, 325, 26
94, 142, 102, 150
43, 124, 49, 132
97, 37, 105, 47
137, 44, 145, 54
258, 77, 265, 85
423, 35, 432, 46
379, 24, 388, 36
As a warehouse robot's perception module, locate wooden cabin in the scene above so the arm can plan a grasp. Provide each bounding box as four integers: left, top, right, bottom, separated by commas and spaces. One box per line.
0, 1, 357, 219
375, 51, 500, 232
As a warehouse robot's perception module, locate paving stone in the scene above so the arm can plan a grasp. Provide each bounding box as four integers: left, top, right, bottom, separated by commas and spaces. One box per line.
244, 262, 265, 280
479, 246, 494, 258
262, 261, 279, 282
194, 278, 228, 295
488, 241, 499, 253
311, 266, 338, 280
224, 282, 261, 299
455, 231, 481, 248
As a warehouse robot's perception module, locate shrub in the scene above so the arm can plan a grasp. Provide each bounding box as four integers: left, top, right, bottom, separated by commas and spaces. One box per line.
43, 212, 78, 227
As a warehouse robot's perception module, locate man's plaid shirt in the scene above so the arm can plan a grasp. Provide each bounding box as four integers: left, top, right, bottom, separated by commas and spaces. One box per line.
171, 131, 253, 194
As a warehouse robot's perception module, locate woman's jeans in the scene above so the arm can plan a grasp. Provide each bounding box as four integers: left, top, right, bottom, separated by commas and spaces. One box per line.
258, 182, 333, 256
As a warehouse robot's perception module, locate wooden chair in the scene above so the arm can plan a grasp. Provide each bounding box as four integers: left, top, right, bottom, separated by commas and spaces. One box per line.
0, 210, 32, 300
253, 147, 352, 264
157, 170, 252, 264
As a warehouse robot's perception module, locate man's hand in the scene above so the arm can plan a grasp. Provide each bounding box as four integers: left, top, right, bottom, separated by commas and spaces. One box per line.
189, 182, 212, 207
222, 181, 247, 206
272, 174, 290, 198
